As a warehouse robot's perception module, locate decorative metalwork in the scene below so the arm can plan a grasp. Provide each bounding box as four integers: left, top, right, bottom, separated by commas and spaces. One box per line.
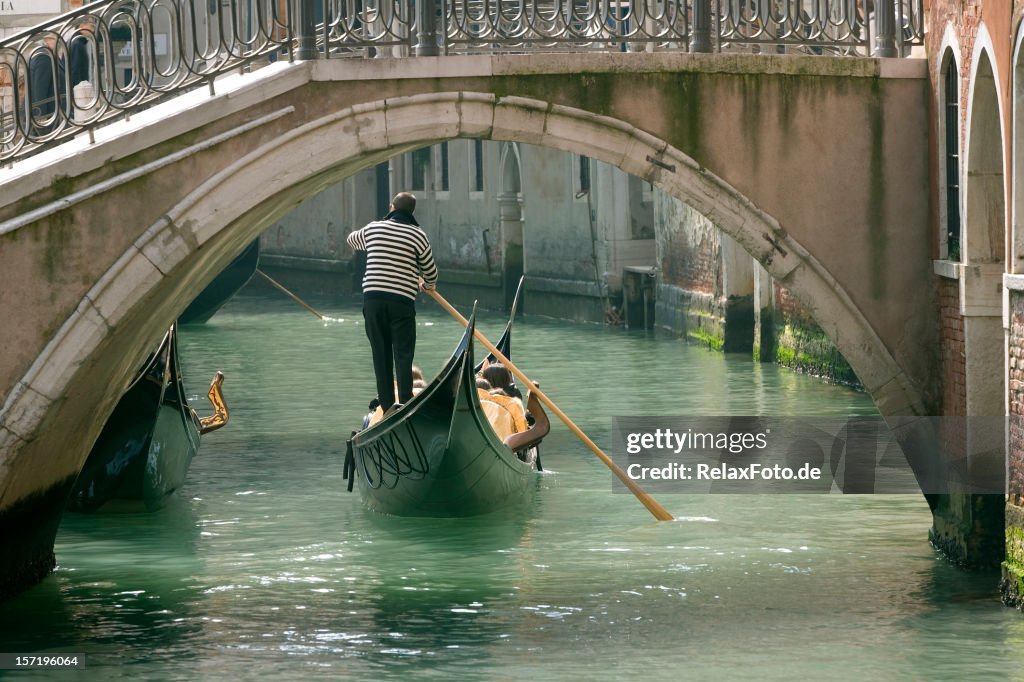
321, 0, 416, 57
0, 0, 291, 162
357, 422, 431, 489
716, 0, 867, 52
444, 0, 690, 52
0, 0, 924, 164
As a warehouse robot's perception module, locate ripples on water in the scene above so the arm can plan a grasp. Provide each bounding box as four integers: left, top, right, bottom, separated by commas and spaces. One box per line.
0, 292, 1020, 680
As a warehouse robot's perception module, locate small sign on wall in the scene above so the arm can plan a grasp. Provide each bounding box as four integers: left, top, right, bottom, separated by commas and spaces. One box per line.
0, 1, 64, 15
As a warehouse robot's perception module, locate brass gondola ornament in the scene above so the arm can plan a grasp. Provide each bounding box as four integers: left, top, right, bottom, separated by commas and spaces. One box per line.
197, 372, 229, 434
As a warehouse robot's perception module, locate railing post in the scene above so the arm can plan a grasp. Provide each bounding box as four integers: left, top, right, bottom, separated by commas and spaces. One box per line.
294, 0, 317, 60
873, 0, 898, 57
415, 0, 440, 56
690, 0, 712, 53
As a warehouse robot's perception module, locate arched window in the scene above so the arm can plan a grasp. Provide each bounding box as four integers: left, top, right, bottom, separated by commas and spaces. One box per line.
471, 139, 484, 193
575, 154, 591, 196
944, 57, 962, 261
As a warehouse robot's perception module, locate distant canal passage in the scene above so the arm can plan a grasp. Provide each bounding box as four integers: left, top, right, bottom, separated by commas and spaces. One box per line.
1, 290, 1021, 680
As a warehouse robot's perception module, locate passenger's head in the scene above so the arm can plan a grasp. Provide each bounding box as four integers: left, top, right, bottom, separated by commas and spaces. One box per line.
476, 378, 492, 390
481, 364, 514, 393
390, 191, 416, 214
411, 365, 424, 383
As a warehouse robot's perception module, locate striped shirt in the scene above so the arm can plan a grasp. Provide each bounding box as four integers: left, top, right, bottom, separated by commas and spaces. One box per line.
346, 213, 438, 302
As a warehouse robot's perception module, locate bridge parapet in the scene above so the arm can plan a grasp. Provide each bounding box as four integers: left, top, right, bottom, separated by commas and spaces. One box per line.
0, 0, 922, 165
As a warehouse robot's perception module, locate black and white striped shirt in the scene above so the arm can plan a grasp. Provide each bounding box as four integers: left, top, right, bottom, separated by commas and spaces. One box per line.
346, 213, 438, 302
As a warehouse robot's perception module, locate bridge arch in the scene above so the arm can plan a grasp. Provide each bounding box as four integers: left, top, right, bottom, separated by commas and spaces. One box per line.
2, 91, 923, 477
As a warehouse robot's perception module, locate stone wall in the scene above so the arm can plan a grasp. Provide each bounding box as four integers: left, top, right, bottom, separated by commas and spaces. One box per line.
654, 192, 727, 347
771, 283, 860, 387
926, 273, 1004, 571
1004, 289, 1024, 606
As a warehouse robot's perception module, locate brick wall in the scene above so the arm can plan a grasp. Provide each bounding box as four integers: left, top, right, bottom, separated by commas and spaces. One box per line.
925, 0, 983, 109
773, 283, 803, 321
938, 277, 967, 417
659, 222, 721, 296
1009, 290, 1024, 506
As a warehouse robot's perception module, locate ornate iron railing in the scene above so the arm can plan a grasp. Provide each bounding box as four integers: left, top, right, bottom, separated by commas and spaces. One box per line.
0, 0, 293, 162
0, 0, 923, 164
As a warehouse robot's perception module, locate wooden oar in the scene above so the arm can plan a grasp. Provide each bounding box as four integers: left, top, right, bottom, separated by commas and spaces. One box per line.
425, 288, 674, 522
256, 269, 324, 320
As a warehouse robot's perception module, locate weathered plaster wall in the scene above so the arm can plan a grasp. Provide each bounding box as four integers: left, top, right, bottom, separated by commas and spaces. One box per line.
263, 168, 378, 264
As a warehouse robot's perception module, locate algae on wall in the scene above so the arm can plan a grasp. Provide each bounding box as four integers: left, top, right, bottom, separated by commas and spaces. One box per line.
772, 298, 861, 387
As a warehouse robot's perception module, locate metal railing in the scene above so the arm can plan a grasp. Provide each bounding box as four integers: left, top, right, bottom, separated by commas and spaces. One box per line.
0, 0, 922, 164
0, 0, 294, 163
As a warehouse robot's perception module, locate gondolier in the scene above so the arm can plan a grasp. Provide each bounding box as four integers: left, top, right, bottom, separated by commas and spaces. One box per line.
346, 192, 438, 414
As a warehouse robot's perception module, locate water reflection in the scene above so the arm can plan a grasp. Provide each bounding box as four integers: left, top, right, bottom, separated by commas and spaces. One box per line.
0, 495, 205, 668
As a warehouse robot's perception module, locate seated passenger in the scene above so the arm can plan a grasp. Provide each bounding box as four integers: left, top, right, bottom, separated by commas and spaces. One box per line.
412, 365, 427, 394
476, 373, 529, 443
475, 364, 532, 438
503, 386, 550, 454
365, 365, 429, 427
481, 362, 523, 400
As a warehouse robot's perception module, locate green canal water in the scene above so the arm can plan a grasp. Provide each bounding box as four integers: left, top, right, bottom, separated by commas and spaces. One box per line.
3, 291, 1023, 680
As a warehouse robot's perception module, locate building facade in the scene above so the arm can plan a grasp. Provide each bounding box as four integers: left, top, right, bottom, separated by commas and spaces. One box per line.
926, 0, 1024, 600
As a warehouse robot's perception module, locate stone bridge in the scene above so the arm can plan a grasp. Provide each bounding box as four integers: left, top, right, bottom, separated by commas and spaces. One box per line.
0, 51, 931, 596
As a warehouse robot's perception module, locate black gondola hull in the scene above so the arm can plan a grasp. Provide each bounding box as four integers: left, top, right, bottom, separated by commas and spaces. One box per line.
351, 312, 537, 517
68, 325, 201, 513
179, 239, 260, 325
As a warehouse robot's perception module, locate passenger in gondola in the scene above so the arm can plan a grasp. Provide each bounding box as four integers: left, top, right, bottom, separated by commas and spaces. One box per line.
504, 387, 550, 457
480, 360, 541, 429
477, 375, 529, 443
480, 362, 523, 400
412, 365, 427, 393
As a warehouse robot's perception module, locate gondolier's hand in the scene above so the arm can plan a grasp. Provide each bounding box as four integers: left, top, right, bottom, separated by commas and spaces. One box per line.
419, 277, 435, 291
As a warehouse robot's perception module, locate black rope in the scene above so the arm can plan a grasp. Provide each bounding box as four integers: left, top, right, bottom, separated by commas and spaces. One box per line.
343, 432, 356, 492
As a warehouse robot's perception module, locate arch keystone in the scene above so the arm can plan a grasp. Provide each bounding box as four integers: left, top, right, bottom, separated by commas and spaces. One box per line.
493, 96, 550, 145
384, 93, 461, 147
456, 92, 497, 139
344, 102, 389, 154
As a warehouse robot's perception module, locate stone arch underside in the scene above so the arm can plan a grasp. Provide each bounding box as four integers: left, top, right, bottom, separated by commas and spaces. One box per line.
0, 91, 929, 514
965, 50, 1005, 266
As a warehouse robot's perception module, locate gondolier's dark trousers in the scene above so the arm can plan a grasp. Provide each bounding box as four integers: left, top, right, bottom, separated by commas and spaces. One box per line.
362, 296, 417, 412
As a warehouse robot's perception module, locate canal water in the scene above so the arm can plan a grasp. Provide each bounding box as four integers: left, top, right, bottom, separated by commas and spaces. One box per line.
2, 291, 1022, 680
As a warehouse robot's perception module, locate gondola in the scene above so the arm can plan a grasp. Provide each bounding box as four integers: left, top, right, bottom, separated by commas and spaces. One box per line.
178, 239, 260, 324
67, 323, 229, 513
344, 287, 541, 517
